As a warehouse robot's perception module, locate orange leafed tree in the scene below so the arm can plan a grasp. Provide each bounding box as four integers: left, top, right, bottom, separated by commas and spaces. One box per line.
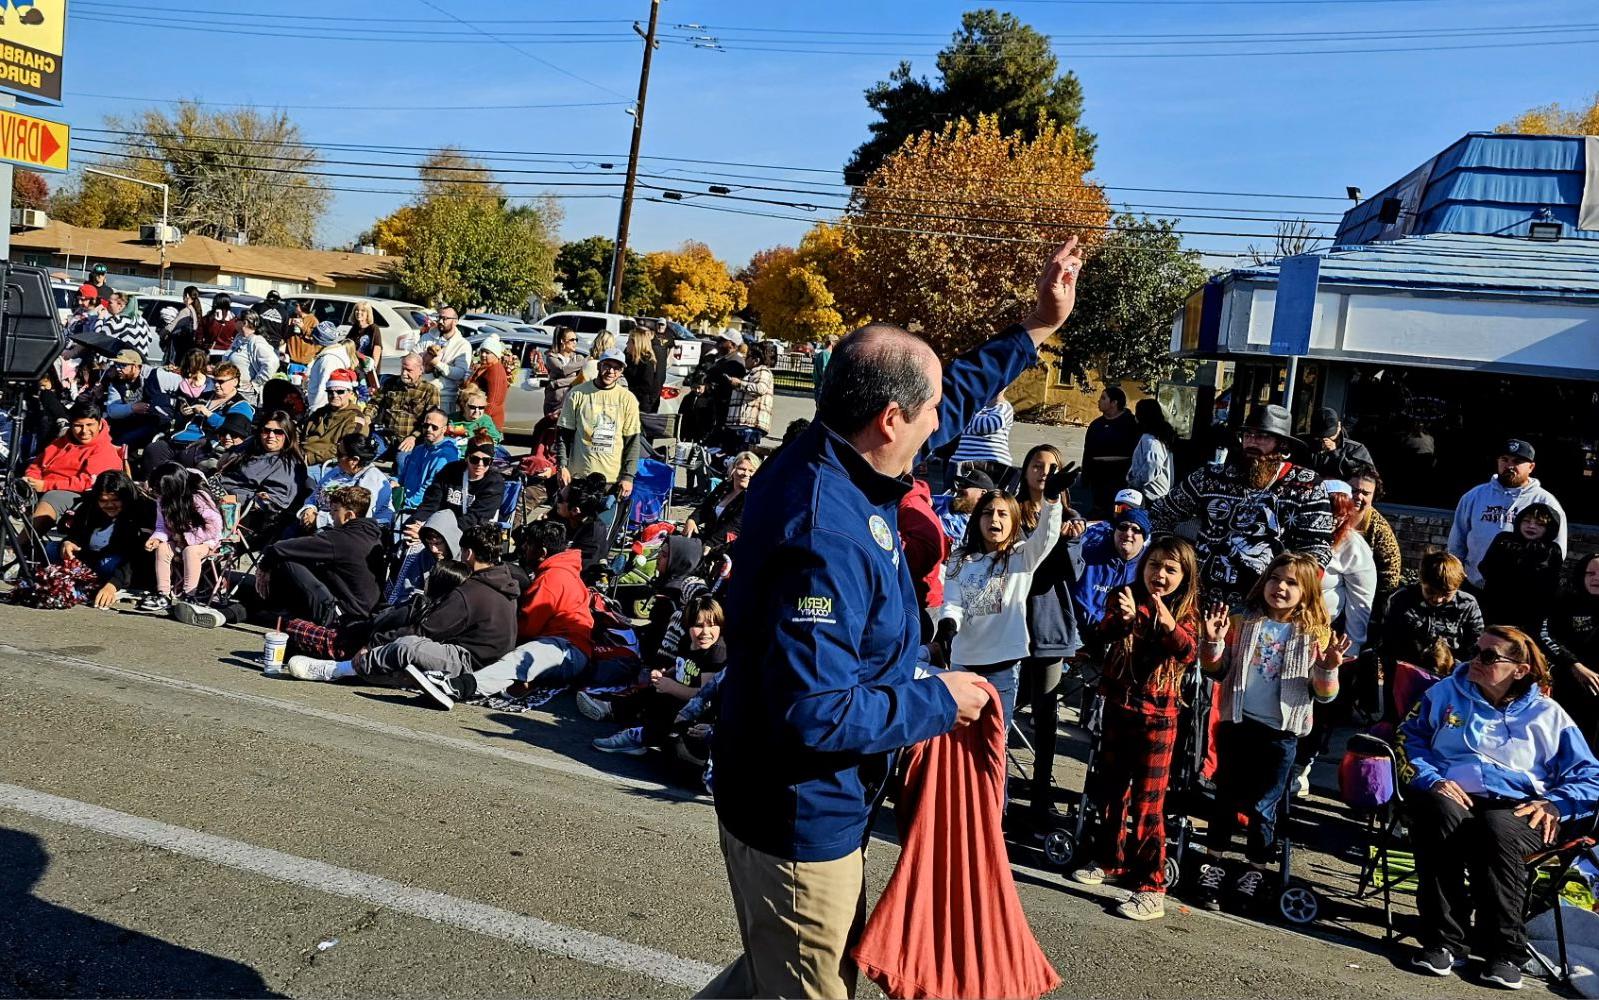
745, 223, 859, 345
644, 241, 747, 327
833, 113, 1107, 359
1497, 94, 1599, 136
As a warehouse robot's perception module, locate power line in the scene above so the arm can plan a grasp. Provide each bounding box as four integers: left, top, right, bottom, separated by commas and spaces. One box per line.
73, 0, 629, 23
702, 33, 1599, 59
66, 92, 633, 113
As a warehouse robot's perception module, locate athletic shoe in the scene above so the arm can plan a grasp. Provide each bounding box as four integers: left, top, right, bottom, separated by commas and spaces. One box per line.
1195, 862, 1227, 911
1293, 764, 1312, 799
1232, 868, 1266, 907
1069, 865, 1109, 886
404, 665, 461, 710
593, 727, 647, 756
1480, 959, 1524, 990
287, 656, 339, 682
1410, 946, 1459, 977
136, 592, 171, 614
170, 598, 224, 629
1116, 891, 1166, 922
575, 690, 613, 722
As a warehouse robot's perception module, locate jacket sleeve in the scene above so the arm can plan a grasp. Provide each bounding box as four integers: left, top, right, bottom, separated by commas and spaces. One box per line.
1017, 500, 1064, 572
1149, 471, 1199, 534
144, 371, 178, 424
936, 561, 965, 632
1447, 490, 1473, 561
1127, 435, 1156, 493
1460, 596, 1485, 655
1542, 724, 1599, 820
409, 471, 446, 524
1540, 605, 1581, 671
961, 405, 1008, 437
268, 530, 341, 567
517, 580, 556, 641
1289, 479, 1335, 568
768, 534, 957, 754
1396, 692, 1444, 791
1372, 517, 1404, 595
418, 590, 474, 643
1342, 543, 1378, 657
922, 324, 1038, 458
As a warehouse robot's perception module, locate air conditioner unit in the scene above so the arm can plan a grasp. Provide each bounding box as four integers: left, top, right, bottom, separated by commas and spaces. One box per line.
219, 230, 248, 246
354, 243, 385, 256
10, 208, 47, 229
138, 223, 181, 243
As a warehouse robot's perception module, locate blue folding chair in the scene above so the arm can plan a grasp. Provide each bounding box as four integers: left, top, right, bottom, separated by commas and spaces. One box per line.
626, 458, 675, 531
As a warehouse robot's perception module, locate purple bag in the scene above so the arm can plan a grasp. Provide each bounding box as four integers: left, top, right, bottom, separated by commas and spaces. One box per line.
1339, 750, 1395, 808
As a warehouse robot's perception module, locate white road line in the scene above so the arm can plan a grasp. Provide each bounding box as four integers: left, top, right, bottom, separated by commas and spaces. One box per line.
0, 643, 706, 804
0, 782, 720, 990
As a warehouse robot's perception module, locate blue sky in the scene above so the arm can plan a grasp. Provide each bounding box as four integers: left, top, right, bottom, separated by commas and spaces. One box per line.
48, 0, 1599, 269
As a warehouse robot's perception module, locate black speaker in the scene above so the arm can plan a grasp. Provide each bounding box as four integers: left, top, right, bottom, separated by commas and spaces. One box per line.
0, 263, 65, 382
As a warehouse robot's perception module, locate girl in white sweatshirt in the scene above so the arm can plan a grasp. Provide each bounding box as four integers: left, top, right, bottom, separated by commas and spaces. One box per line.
935, 477, 1067, 727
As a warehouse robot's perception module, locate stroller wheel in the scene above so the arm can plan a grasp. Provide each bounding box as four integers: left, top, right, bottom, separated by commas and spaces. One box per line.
1277, 884, 1320, 926
1042, 829, 1074, 868
1164, 857, 1182, 891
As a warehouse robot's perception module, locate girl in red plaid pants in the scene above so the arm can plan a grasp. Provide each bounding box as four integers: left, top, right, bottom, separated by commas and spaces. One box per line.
1070, 536, 1200, 922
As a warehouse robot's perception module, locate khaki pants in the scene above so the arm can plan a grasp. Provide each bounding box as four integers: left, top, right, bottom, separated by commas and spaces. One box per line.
698, 824, 866, 1000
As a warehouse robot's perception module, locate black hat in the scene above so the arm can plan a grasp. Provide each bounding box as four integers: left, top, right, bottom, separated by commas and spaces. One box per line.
1503, 439, 1536, 463
952, 468, 998, 492
1241, 404, 1304, 453
1309, 406, 1342, 440
217, 412, 254, 441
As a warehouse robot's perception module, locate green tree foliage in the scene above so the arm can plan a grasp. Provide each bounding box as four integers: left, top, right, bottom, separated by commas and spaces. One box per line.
394, 197, 560, 314
1055, 213, 1207, 386
845, 9, 1095, 181
553, 236, 654, 313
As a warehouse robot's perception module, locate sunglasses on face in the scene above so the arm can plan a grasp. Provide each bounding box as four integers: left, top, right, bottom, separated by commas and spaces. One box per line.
260, 428, 286, 437
329, 389, 352, 397
423, 423, 446, 432
467, 454, 492, 466
467, 405, 486, 412
1473, 647, 1525, 667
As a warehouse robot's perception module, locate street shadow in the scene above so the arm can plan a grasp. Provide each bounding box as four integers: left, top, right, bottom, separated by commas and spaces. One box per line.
0, 828, 281, 998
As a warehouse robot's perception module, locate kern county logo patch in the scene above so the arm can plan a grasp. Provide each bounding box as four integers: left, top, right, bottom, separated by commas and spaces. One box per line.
869, 515, 894, 551
793, 595, 837, 625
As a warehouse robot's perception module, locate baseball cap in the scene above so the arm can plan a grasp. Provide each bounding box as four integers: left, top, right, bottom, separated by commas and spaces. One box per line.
952, 468, 997, 492
1113, 488, 1145, 510
77, 282, 98, 300
716, 330, 742, 344
112, 348, 143, 366
597, 348, 626, 366
1503, 439, 1536, 463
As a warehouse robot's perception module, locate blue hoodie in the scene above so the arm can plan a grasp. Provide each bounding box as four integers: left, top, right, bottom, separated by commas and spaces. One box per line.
1398, 664, 1599, 820
1069, 513, 1149, 632
395, 437, 462, 506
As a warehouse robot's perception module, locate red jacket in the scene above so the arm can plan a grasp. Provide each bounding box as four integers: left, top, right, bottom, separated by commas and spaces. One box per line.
26, 427, 122, 493
470, 359, 510, 431
517, 548, 594, 656
897, 479, 946, 611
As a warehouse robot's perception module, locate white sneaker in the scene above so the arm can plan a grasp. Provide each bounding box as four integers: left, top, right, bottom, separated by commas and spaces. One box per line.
171, 599, 224, 629
287, 656, 339, 682
1116, 891, 1166, 921
1070, 865, 1109, 886
593, 727, 647, 756
576, 690, 613, 722
1293, 765, 1312, 800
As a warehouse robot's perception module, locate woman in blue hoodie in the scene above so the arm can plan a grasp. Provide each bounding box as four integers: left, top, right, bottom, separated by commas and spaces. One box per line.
1398, 624, 1599, 989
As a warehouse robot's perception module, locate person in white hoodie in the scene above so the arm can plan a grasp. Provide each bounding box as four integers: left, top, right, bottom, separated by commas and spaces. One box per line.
1447, 439, 1567, 589
304, 321, 357, 411
933, 465, 1074, 727
1320, 480, 1377, 658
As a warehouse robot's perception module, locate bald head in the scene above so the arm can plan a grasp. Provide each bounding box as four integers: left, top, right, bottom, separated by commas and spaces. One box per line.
819, 323, 940, 440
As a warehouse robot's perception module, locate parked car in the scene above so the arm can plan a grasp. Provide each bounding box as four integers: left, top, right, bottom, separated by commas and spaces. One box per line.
537, 310, 637, 355
284, 293, 431, 371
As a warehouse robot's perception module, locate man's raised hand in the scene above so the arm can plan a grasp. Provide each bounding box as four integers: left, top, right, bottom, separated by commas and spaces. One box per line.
1025, 237, 1086, 338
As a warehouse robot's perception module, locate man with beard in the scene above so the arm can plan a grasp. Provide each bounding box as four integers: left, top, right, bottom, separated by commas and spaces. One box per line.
1150, 404, 1333, 608
931, 468, 995, 543
1447, 439, 1567, 590
558, 348, 641, 499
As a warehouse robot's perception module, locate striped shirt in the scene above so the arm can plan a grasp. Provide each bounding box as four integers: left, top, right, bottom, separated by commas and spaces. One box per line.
949, 399, 1014, 466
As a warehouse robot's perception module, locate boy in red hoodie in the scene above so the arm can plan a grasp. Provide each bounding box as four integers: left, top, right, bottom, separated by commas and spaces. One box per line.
26, 401, 123, 532
469, 521, 610, 696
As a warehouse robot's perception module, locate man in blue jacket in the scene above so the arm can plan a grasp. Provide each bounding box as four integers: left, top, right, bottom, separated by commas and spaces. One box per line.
703, 240, 1087, 999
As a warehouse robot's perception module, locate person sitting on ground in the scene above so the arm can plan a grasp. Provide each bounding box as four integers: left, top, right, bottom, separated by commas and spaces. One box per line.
386, 510, 461, 607
136, 463, 226, 624
53, 470, 152, 609
409, 521, 597, 709
585, 595, 728, 757
1069, 507, 1151, 641
255, 485, 387, 627
374, 353, 441, 447
215, 411, 308, 517
299, 369, 369, 466
681, 450, 758, 549
549, 471, 613, 570
299, 434, 395, 530
1381, 551, 1485, 687
286, 523, 519, 689
24, 400, 123, 534
1477, 502, 1564, 635
402, 435, 505, 540
930, 468, 994, 544
1541, 554, 1599, 749
1398, 625, 1599, 990
393, 407, 460, 511
447, 386, 503, 444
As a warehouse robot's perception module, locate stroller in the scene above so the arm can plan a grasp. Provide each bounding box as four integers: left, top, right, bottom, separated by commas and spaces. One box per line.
1041, 662, 1212, 897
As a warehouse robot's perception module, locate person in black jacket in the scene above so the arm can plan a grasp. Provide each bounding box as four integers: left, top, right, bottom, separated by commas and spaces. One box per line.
401, 436, 505, 541
1306, 406, 1376, 483
1541, 553, 1599, 747
550, 471, 613, 571
1478, 502, 1563, 633
623, 329, 664, 415
683, 451, 757, 550
53, 470, 152, 608
256, 485, 386, 626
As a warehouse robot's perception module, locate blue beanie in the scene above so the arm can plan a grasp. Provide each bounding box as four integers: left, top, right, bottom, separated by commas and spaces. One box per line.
1114, 507, 1152, 537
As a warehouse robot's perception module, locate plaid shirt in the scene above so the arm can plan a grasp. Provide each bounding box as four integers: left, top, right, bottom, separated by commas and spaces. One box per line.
373, 380, 440, 441
724, 364, 774, 434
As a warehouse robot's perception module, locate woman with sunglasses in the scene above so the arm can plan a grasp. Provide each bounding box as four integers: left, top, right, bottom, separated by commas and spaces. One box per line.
401, 435, 506, 543
1398, 625, 1599, 989
216, 411, 307, 513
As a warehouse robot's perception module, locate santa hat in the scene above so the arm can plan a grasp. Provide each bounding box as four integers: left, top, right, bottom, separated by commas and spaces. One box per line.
327, 369, 359, 389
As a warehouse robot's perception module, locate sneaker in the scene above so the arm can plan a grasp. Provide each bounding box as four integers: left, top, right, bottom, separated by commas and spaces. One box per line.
1070, 865, 1109, 886
404, 665, 459, 710
1410, 946, 1460, 977
1293, 763, 1312, 800
593, 727, 647, 756
575, 690, 613, 722
1116, 891, 1166, 922
1196, 862, 1227, 910
170, 598, 224, 629
136, 592, 172, 614
1232, 868, 1266, 906
1480, 959, 1524, 990
287, 656, 339, 682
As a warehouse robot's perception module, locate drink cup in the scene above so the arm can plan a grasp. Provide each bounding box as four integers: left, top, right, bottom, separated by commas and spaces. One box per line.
261, 631, 288, 674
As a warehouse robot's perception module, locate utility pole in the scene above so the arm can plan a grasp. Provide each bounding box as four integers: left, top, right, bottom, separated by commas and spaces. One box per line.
605, 0, 661, 314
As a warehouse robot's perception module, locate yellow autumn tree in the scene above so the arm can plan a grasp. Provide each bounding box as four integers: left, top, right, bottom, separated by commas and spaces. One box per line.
1497, 93, 1599, 136
745, 223, 860, 345
833, 113, 1108, 358
644, 241, 746, 327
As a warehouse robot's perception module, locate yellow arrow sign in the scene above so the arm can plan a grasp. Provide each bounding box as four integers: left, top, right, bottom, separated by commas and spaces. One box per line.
0, 107, 67, 172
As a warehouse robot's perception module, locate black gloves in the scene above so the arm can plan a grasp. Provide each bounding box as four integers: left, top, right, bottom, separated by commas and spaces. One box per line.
1042, 462, 1080, 501
934, 618, 959, 645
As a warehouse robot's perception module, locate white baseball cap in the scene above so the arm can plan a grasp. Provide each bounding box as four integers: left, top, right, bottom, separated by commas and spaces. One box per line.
1114, 488, 1145, 508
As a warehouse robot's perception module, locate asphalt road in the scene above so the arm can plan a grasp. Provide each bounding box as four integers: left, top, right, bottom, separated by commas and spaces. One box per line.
0, 603, 1552, 999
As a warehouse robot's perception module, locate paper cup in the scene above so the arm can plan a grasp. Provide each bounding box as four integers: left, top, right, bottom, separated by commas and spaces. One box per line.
261, 631, 289, 674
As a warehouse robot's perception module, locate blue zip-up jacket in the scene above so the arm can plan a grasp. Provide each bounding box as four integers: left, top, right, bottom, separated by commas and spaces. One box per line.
1398, 664, 1599, 820
714, 324, 1039, 862
1069, 521, 1139, 632
395, 437, 461, 507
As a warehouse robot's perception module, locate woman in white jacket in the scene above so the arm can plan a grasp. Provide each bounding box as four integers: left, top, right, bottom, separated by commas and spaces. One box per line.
935, 468, 1071, 727
1320, 480, 1377, 657
1128, 398, 1177, 501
